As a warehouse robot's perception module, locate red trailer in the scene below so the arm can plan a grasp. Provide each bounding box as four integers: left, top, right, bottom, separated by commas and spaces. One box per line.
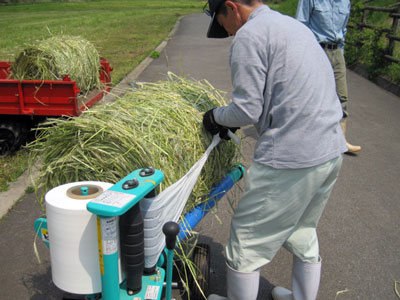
0, 58, 113, 156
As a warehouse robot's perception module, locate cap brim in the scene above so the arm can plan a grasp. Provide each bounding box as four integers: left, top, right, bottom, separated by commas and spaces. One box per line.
207, 13, 229, 38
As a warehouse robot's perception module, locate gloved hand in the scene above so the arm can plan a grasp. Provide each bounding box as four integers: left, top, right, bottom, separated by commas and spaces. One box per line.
203, 109, 220, 135
219, 126, 239, 140
203, 109, 239, 140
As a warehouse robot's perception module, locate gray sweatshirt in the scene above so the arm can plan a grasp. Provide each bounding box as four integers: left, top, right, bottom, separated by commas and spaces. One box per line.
214, 5, 347, 169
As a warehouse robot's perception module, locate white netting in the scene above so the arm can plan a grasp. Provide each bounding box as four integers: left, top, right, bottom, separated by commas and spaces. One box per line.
140, 134, 221, 268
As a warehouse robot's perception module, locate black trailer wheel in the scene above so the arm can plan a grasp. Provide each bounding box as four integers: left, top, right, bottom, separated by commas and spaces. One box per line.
0, 124, 15, 156
0, 120, 28, 156
190, 243, 210, 300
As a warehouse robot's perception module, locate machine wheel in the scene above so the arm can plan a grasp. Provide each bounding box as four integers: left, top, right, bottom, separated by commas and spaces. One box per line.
0, 120, 28, 156
61, 292, 101, 299
189, 243, 210, 300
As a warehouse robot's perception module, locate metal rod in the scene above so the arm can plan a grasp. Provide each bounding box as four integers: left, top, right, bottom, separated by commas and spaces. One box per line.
178, 164, 244, 241
97, 216, 120, 300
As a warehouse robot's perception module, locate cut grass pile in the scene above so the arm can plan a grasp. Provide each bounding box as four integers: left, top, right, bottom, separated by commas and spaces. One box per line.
11, 35, 100, 94
28, 73, 241, 212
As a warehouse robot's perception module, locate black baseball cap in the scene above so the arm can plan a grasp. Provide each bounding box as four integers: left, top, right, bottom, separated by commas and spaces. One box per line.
204, 0, 229, 38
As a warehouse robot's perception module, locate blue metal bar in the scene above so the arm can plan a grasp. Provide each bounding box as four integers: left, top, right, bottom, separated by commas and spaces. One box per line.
178, 164, 244, 241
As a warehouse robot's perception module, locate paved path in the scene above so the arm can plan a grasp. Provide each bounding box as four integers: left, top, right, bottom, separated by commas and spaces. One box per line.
1, 13, 399, 300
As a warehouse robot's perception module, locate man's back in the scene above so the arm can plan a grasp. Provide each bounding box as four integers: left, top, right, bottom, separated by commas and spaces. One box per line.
219, 5, 347, 168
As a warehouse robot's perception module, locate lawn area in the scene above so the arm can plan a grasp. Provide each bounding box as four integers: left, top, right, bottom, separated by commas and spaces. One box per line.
0, 0, 203, 85
0, 0, 203, 192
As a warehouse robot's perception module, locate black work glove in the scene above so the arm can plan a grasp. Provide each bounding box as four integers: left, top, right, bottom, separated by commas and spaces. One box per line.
203, 109, 239, 140
203, 109, 220, 135
219, 126, 239, 140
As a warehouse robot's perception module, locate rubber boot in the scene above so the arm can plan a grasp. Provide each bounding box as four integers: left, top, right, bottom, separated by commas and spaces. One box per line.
291, 256, 321, 300
208, 263, 260, 300
271, 286, 293, 300
271, 256, 321, 300
340, 120, 361, 153
208, 294, 227, 300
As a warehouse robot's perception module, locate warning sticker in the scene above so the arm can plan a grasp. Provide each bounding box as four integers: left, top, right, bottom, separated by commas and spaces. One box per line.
145, 285, 160, 299
41, 228, 49, 243
100, 217, 118, 255
97, 217, 104, 274
91, 190, 136, 208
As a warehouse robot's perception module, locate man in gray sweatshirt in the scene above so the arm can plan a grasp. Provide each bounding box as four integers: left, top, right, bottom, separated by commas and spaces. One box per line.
202, 0, 347, 299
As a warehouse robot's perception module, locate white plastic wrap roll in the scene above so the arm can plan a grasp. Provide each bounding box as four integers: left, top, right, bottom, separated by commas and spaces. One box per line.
45, 181, 123, 294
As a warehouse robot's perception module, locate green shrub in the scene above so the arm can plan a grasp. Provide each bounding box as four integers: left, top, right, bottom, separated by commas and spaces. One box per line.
387, 63, 400, 85
345, 29, 363, 66
345, 0, 400, 83
360, 28, 387, 79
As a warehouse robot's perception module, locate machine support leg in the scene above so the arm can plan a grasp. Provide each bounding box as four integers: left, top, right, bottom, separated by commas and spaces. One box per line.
97, 216, 120, 300
163, 222, 180, 300
165, 248, 174, 300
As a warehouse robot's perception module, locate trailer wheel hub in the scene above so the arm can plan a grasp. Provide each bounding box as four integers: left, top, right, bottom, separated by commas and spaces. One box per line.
0, 121, 21, 156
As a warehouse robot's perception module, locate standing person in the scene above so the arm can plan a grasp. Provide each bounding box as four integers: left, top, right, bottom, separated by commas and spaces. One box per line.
202, 0, 347, 299
296, 0, 362, 153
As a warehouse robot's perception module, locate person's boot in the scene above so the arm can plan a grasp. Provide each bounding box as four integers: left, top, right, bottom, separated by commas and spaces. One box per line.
271, 256, 321, 300
208, 295, 227, 300
340, 120, 361, 153
271, 286, 293, 300
208, 263, 260, 300
292, 256, 321, 300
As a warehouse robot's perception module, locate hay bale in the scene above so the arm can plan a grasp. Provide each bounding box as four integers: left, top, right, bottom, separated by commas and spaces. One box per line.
11, 35, 100, 94
28, 73, 241, 213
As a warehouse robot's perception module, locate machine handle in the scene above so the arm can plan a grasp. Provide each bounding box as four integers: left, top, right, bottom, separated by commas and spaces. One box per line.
227, 130, 241, 145
163, 221, 180, 250
163, 221, 180, 300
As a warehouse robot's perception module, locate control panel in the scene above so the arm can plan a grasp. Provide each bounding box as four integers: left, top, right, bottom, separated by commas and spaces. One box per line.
87, 167, 164, 217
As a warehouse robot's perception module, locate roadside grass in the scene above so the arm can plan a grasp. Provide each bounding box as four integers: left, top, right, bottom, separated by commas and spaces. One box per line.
0, 149, 29, 192
0, 0, 202, 192
267, 0, 297, 17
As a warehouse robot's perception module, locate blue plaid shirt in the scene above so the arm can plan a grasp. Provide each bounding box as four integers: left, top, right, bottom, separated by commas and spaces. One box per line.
296, 0, 350, 50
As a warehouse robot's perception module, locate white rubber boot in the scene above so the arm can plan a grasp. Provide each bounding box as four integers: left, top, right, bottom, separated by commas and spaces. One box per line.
271, 286, 293, 300
292, 256, 321, 300
208, 263, 260, 300
208, 295, 227, 300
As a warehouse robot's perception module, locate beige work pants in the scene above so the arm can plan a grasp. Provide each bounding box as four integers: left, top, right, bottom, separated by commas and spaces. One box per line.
324, 48, 349, 119
225, 156, 343, 272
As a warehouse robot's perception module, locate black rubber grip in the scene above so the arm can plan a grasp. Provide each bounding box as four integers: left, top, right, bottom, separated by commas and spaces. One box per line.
119, 204, 144, 294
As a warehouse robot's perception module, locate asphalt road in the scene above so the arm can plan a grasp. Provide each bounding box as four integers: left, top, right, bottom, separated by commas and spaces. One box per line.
0, 13, 399, 300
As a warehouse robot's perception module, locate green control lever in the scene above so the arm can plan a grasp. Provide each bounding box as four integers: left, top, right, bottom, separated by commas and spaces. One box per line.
163, 221, 180, 300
